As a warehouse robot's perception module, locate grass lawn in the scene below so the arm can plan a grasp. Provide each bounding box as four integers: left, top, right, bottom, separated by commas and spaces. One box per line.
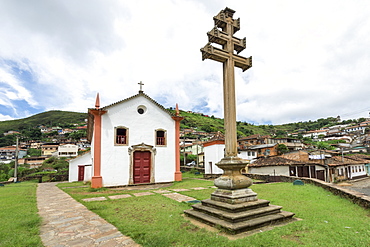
59, 176, 370, 247
0, 181, 43, 247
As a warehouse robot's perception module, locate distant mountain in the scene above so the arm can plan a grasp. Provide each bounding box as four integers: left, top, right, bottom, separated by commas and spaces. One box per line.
0, 109, 356, 139
0, 110, 87, 134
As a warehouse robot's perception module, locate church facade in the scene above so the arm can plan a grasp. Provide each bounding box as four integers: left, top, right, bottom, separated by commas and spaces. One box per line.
69, 89, 182, 187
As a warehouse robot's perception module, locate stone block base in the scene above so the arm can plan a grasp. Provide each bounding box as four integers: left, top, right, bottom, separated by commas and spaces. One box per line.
211, 188, 257, 204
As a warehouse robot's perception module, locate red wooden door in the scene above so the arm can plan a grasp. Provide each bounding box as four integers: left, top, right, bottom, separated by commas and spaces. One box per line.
133, 151, 151, 184
78, 166, 84, 181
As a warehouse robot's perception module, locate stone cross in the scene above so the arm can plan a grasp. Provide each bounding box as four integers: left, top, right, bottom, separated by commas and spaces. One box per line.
201, 7, 252, 158
138, 81, 144, 92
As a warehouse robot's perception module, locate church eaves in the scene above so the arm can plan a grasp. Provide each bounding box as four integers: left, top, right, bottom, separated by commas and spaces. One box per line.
101, 91, 174, 117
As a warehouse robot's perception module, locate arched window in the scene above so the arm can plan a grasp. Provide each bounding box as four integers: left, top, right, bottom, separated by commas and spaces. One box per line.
115, 127, 128, 145
156, 129, 166, 146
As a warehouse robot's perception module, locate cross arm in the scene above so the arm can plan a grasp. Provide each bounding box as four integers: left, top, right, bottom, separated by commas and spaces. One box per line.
213, 10, 240, 34
207, 27, 246, 54
201, 43, 252, 71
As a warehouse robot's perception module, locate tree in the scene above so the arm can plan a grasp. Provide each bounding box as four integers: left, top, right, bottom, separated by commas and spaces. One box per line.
27, 148, 42, 157
275, 130, 287, 137
42, 157, 68, 172
315, 141, 334, 150
277, 144, 289, 155
69, 130, 86, 141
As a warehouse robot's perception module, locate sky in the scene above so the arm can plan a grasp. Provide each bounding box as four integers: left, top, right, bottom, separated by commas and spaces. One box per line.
1, 0, 370, 125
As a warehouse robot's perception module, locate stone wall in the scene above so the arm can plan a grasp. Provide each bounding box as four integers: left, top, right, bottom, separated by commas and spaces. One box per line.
244, 173, 370, 209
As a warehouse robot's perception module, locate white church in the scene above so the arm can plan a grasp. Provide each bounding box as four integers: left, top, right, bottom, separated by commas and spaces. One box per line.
69, 86, 183, 188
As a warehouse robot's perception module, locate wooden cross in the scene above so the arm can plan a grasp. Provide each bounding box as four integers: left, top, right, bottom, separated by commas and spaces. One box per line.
138, 81, 144, 92
201, 7, 252, 157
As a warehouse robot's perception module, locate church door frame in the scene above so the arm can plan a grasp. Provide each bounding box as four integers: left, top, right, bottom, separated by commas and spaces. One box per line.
128, 143, 156, 185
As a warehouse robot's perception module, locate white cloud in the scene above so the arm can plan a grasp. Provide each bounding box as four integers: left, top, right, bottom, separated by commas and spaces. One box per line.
1, 0, 370, 124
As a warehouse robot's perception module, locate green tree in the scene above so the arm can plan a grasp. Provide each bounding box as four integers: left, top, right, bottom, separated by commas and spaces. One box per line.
315, 141, 334, 150
69, 130, 87, 141
42, 157, 68, 172
27, 148, 42, 157
277, 144, 289, 155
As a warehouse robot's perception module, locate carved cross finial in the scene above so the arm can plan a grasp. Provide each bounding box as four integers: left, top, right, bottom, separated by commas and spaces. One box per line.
95, 93, 100, 109
175, 103, 179, 116
138, 81, 144, 93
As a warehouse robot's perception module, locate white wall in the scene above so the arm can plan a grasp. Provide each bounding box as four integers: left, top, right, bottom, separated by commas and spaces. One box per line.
349, 164, 367, 179
99, 95, 176, 187
204, 144, 225, 174
58, 144, 78, 157
238, 150, 257, 160
249, 166, 290, 176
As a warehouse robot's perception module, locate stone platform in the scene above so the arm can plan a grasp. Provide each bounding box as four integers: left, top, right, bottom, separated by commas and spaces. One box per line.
184, 192, 295, 234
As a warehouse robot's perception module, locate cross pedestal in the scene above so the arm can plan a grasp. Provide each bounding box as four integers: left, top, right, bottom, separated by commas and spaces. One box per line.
184, 7, 295, 235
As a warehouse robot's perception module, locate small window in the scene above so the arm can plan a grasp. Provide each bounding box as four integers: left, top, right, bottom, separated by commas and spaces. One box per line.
137, 105, 147, 115
115, 127, 128, 145
156, 129, 166, 146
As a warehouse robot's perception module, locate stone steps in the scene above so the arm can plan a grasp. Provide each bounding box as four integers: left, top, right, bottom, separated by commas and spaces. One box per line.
184, 206, 295, 234
184, 198, 295, 234
201, 198, 271, 212
191, 202, 283, 223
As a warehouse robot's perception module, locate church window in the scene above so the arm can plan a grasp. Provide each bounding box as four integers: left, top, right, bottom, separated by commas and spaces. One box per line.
137, 105, 147, 115
115, 127, 128, 145
156, 129, 166, 146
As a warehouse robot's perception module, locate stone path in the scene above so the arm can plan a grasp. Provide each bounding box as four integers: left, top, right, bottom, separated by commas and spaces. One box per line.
80, 186, 214, 203
37, 182, 140, 247
37, 182, 215, 246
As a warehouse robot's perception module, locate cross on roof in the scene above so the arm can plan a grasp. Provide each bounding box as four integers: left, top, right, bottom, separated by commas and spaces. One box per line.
138, 81, 144, 93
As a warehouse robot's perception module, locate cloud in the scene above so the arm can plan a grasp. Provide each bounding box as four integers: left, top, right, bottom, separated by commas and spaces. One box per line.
1, 0, 370, 125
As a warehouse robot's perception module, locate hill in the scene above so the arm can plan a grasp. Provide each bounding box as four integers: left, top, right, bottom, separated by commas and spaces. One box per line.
0, 109, 360, 139
0, 110, 87, 134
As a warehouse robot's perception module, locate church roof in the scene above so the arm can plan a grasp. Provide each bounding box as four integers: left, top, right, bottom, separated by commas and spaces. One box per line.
101, 91, 174, 116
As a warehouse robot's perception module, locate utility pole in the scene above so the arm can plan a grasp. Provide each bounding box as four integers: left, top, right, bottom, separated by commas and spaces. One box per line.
14, 136, 19, 182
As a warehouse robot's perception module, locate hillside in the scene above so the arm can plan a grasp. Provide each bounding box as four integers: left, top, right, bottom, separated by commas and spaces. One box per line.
0, 109, 359, 139
0, 111, 87, 134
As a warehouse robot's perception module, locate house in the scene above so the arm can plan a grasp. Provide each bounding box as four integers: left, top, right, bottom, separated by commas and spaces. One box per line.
268, 137, 305, 151
203, 132, 225, 175
348, 154, 370, 176
326, 156, 368, 181
24, 156, 48, 169
238, 134, 271, 148
69, 89, 183, 188
183, 143, 203, 156
3, 130, 20, 136
41, 143, 59, 156
248, 156, 327, 181
57, 144, 78, 158
0, 146, 27, 163
302, 129, 328, 139
68, 151, 92, 182
344, 125, 366, 134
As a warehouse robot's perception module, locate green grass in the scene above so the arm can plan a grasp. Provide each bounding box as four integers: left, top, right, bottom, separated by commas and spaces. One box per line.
60, 179, 370, 247
0, 182, 43, 247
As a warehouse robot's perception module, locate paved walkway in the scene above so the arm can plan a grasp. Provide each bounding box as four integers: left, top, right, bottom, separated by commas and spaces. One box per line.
340, 177, 370, 196
37, 182, 140, 247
